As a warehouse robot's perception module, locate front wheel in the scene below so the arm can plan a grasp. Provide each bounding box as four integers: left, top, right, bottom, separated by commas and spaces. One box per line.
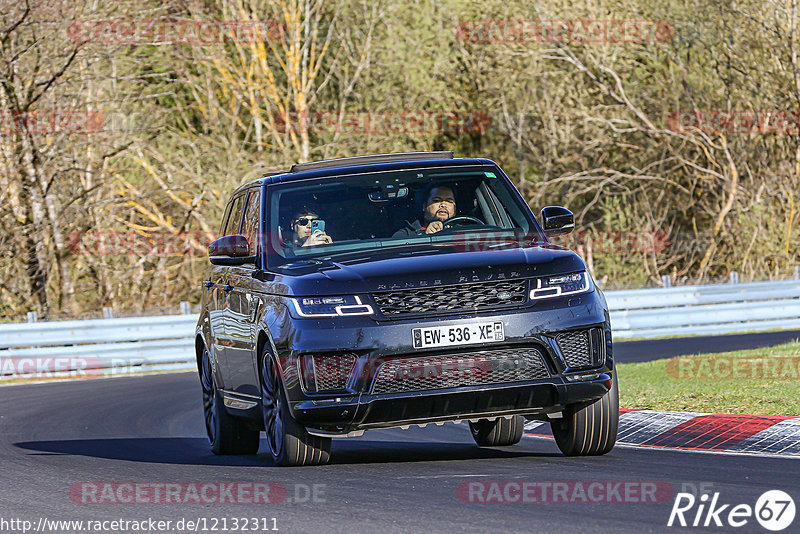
200, 347, 260, 455
260, 349, 331, 466
469, 415, 524, 447
552, 372, 619, 456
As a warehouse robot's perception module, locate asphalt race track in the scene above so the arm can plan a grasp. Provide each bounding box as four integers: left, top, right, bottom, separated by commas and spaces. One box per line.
1, 372, 798, 534
614, 329, 800, 363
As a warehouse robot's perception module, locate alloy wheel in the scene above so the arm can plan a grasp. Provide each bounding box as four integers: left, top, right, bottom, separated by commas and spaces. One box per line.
200, 348, 217, 445
260, 355, 284, 458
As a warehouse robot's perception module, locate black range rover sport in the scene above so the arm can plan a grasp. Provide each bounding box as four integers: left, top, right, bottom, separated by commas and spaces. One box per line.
196, 151, 618, 466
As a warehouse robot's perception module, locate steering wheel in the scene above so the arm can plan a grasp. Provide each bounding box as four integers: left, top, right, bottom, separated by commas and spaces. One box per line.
443, 216, 485, 229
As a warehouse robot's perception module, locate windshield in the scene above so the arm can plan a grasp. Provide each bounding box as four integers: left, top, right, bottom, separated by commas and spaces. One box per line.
265, 164, 543, 267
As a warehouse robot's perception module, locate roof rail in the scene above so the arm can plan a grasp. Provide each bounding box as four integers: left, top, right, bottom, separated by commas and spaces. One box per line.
289, 151, 454, 173
240, 165, 288, 183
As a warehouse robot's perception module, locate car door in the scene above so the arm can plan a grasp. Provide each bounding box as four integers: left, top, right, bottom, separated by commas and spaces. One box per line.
205, 200, 234, 381
225, 188, 262, 395
212, 193, 247, 387
205, 273, 227, 372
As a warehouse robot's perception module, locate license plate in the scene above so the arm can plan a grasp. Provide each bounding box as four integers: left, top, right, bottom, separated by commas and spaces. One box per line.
412, 321, 504, 349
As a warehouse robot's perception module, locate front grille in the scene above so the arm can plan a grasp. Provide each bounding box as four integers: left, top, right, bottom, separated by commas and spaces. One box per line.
555, 329, 604, 369
370, 347, 549, 395
373, 279, 527, 316
301, 353, 357, 392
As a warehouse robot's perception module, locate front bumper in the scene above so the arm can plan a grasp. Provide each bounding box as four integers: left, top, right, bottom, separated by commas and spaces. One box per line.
293, 374, 612, 433
270, 290, 613, 433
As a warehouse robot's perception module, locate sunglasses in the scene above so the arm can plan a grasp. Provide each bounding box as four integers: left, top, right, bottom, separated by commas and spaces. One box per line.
294, 217, 319, 226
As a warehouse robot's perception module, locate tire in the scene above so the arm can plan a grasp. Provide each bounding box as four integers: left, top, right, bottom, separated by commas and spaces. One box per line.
469, 415, 525, 447
200, 346, 260, 455
260, 349, 331, 466
552, 372, 619, 456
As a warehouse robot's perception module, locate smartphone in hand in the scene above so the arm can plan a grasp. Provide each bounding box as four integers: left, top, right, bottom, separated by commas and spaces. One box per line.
311, 219, 326, 234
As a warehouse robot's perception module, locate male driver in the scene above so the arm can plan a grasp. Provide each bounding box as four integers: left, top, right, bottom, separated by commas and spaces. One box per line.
290, 208, 333, 247
393, 185, 457, 237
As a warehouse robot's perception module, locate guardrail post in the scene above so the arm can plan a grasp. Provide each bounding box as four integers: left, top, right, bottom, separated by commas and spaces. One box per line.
180, 301, 191, 314
662, 275, 671, 288
102, 306, 114, 319
730, 271, 739, 284
26, 311, 37, 323
795, 266, 800, 280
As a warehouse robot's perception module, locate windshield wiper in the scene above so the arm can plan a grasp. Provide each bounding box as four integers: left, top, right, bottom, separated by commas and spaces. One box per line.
314, 241, 441, 262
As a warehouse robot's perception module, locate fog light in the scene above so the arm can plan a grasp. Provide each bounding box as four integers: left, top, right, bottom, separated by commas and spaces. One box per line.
564, 372, 600, 382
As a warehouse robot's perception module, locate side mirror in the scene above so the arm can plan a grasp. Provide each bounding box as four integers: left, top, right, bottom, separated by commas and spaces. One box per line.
541, 206, 575, 236
209, 234, 253, 265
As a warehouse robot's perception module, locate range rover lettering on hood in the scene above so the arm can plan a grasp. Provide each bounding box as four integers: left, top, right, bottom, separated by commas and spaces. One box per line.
374, 271, 522, 291
276, 246, 587, 296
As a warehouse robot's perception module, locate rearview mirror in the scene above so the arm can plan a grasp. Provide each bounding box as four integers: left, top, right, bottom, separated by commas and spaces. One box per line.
540, 206, 575, 237
209, 234, 253, 265
368, 185, 408, 202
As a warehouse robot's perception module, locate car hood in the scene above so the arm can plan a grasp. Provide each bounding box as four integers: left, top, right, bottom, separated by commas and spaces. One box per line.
269, 244, 586, 296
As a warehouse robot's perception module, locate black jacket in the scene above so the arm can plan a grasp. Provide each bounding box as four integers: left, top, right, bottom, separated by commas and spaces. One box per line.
392, 219, 427, 238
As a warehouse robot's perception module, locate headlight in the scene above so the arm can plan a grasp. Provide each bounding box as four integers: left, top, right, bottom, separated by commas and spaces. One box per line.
290, 295, 373, 317
530, 271, 592, 300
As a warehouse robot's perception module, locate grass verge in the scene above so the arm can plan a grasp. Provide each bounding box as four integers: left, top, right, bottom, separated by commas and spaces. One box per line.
617, 341, 800, 416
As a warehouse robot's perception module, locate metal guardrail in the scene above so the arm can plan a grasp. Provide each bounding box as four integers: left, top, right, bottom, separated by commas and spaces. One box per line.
607, 279, 800, 338
2, 279, 800, 379
0, 315, 197, 348
0, 315, 198, 379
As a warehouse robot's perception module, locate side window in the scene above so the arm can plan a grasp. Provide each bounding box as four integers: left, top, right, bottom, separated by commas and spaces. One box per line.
487, 179, 530, 231
242, 189, 261, 254
222, 194, 246, 236
218, 203, 232, 237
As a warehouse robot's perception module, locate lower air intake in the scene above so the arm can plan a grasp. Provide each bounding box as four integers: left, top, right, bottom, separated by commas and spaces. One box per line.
302, 354, 357, 392
370, 348, 549, 395
555, 329, 604, 369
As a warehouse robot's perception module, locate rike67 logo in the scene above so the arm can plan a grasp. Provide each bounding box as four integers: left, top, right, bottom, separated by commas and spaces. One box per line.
668, 490, 796, 531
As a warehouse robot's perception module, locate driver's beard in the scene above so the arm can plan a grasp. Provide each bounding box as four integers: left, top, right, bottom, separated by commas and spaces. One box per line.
425, 211, 454, 224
